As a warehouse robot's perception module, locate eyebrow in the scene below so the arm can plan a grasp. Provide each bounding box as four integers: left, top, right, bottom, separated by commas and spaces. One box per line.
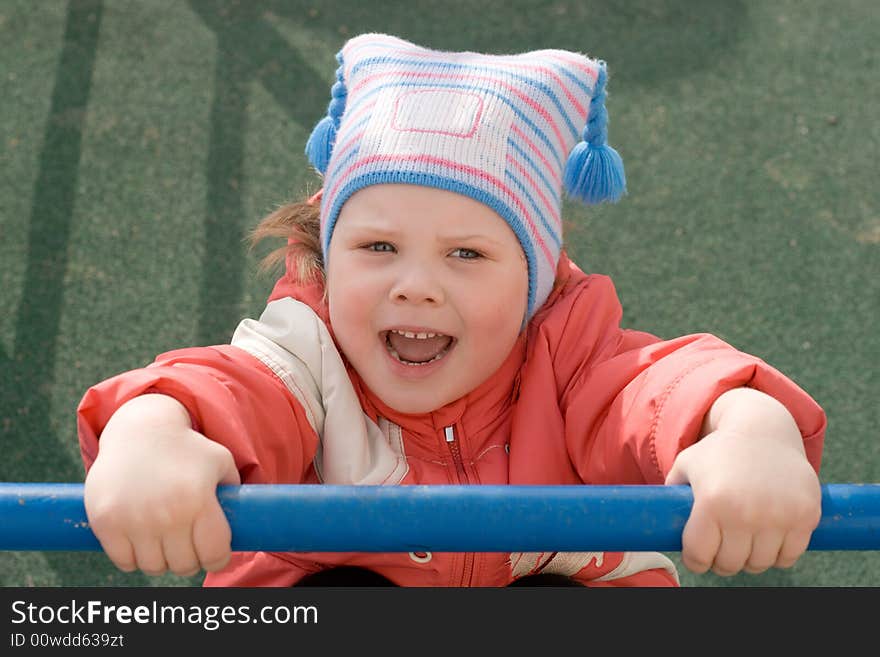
343, 223, 399, 237
345, 223, 504, 246
442, 234, 501, 243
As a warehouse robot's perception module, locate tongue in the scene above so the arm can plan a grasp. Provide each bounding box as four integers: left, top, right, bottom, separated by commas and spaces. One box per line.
388, 333, 452, 363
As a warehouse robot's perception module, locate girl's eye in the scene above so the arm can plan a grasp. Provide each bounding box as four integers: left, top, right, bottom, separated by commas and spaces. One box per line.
451, 248, 482, 260
365, 242, 395, 253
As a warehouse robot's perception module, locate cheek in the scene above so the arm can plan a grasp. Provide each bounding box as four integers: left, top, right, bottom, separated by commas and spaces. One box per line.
327, 259, 377, 347
460, 268, 527, 340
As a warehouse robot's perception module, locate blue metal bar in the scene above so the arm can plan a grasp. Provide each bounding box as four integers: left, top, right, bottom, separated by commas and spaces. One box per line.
0, 483, 877, 552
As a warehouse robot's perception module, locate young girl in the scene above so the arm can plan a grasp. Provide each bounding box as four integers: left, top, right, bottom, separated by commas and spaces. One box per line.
77, 33, 826, 587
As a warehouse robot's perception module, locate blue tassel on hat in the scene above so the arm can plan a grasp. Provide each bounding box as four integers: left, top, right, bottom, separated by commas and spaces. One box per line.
305, 51, 347, 175
563, 63, 627, 204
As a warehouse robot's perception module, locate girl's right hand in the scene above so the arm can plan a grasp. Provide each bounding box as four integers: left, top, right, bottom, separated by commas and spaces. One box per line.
83, 394, 241, 577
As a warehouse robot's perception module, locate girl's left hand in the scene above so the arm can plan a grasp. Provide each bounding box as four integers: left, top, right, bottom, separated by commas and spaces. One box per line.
665, 424, 822, 576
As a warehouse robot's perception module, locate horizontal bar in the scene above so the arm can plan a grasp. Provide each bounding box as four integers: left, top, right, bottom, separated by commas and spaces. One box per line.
1, 483, 878, 552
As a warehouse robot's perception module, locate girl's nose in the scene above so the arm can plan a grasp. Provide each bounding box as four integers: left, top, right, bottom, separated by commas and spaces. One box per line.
388, 263, 445, 305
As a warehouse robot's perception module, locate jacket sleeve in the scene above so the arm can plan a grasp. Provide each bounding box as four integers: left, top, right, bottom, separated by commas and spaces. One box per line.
556, 276, 826, 485
76, 344, 319, 484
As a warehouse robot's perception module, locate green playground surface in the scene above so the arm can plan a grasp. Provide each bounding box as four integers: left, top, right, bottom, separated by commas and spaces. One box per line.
1, 0, 877, 586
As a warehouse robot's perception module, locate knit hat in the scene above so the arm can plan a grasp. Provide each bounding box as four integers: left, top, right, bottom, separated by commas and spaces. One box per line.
306, 33, 625, 320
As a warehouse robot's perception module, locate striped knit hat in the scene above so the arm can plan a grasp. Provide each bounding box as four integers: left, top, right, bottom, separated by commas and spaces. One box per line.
306, 33, 626, 320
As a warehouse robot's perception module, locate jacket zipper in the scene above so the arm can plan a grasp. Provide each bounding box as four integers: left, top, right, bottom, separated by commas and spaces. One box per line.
445, 425, 475, 586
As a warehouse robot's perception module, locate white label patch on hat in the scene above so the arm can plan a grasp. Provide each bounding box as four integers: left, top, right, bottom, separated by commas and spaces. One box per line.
359, 87, 514, 180
392, 89, 483, 137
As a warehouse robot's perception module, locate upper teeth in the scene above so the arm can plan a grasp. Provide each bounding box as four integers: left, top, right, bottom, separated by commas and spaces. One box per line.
391, 329, 441, 340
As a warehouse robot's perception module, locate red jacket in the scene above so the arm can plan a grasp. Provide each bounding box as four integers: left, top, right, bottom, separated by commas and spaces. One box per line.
77, 252, 826, 586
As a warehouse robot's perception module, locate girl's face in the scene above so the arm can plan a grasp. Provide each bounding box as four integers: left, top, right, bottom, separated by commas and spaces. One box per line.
327, 184, 528, 414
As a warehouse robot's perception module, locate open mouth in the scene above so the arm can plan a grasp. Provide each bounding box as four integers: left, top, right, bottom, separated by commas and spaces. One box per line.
382, 329, 456, 366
